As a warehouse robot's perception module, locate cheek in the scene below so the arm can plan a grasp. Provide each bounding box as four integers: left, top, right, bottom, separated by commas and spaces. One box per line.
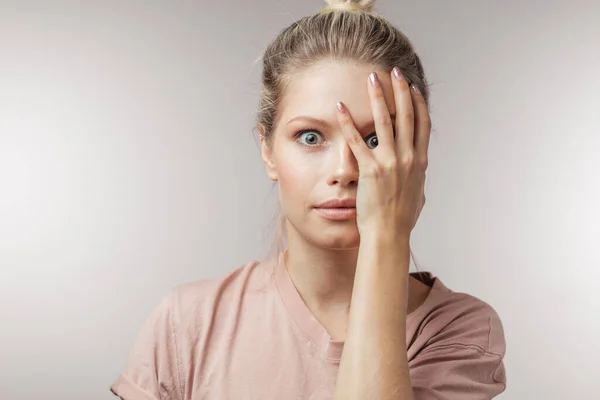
277, 159, 313, 198
275, 148, 322, 208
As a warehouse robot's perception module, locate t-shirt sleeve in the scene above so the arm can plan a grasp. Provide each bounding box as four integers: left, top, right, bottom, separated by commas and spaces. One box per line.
409, 344, 506, 400
408, 298, 507, 400
110, 290, 184, 400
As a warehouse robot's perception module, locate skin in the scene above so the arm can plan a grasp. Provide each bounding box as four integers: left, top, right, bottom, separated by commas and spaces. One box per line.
260, 60, 432, 399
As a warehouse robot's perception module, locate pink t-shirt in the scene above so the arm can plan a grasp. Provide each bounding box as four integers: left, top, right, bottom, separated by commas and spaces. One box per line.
111, 254, 506, 400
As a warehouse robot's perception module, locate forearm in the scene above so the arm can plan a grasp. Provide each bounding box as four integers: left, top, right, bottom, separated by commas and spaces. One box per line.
334, 233, 414, 400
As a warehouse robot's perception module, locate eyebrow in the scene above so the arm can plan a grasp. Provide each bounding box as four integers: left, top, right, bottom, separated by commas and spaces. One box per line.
287, 114, 396, 132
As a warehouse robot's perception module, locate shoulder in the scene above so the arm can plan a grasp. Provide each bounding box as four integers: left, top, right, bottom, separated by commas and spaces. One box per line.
167, 259, 270, 323
160, 258, 280, 339
408, 274, 507, 393
111, 259, 270, 399
410, 273, 506, 358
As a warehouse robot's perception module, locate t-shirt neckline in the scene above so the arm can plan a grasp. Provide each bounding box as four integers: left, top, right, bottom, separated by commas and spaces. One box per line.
274, 251, 344, 362
273, 251, 445, 363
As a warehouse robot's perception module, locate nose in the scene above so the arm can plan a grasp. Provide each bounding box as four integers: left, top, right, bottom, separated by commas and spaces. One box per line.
327, 138, 359, 187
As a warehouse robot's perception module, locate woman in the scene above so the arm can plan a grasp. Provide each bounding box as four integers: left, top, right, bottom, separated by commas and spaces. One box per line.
111, 1, 506, 399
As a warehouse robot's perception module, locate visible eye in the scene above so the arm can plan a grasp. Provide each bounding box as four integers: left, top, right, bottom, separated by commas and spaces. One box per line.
365, 133, 378, 149
364, 130, 396, 149
296, 130, 325, 147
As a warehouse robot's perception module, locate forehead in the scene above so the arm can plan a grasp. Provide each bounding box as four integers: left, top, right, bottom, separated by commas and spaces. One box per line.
277, 60, 396, 127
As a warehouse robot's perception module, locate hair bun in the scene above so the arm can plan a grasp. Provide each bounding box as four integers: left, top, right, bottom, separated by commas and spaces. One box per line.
323, 0, 375, 13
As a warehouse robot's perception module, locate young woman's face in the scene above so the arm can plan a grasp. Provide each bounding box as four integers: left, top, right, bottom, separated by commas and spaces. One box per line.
261, 61, 397, 249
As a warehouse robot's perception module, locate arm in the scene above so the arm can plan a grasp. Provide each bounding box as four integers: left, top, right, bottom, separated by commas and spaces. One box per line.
332, 67, 430, 399
334, 234, 414, 400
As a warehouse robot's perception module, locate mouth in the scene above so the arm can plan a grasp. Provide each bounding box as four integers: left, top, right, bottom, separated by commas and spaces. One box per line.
313, 207, 356, 218
313, 199, 357, 221
314, 198, 356, 208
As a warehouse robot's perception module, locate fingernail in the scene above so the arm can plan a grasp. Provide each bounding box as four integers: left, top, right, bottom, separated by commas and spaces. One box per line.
393, 67, 405, 81
336, 101, 346, 114
369, 72, 380, 88
411, 84, 421, 94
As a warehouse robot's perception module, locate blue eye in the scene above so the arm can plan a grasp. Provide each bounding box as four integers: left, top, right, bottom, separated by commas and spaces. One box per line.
297, 130, 324, 146
365, 133, 378, 149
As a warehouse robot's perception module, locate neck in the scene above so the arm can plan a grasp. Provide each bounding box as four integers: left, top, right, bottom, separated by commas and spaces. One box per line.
283, 223, 359, 314
280, 222, 430, 318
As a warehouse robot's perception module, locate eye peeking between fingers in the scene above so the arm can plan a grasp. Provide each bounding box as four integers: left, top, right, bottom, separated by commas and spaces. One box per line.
364, 129, 396, 150
364, 133, 378, 149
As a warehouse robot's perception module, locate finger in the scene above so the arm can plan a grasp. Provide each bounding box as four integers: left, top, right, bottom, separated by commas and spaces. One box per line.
336, 101, 375, 168
410, 84, 431, 169
367, 72, 395, 155
391, 67, 415, 162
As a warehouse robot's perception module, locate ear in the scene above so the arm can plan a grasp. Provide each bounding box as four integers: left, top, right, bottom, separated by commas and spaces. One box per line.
258, 125, 278, 182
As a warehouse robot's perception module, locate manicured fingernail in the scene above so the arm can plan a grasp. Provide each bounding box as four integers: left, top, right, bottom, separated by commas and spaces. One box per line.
393, 67, 405, 81
411, 84, 421, 94
336, 101, 346, 114
369, 72, 380, 88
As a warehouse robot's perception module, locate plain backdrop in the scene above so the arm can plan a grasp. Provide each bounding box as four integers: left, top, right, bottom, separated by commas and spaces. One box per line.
1, 1, 599, 399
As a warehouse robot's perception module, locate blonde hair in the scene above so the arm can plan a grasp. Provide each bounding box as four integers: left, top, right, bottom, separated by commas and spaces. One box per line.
258, 0, 430, 268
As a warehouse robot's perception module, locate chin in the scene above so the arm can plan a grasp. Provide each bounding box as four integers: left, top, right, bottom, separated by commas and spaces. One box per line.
311, 222, 361, 250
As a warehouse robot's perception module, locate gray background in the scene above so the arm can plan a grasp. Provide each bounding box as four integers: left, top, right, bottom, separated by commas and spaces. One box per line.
1, 1, 599, 399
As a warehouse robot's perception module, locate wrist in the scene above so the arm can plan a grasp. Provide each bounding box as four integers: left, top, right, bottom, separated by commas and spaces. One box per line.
357, 231, 411, 273
359, 228, 411, 248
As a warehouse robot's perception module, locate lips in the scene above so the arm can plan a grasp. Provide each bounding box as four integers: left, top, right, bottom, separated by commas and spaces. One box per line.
313, 198, 357, 221
314, 198, 356, 209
